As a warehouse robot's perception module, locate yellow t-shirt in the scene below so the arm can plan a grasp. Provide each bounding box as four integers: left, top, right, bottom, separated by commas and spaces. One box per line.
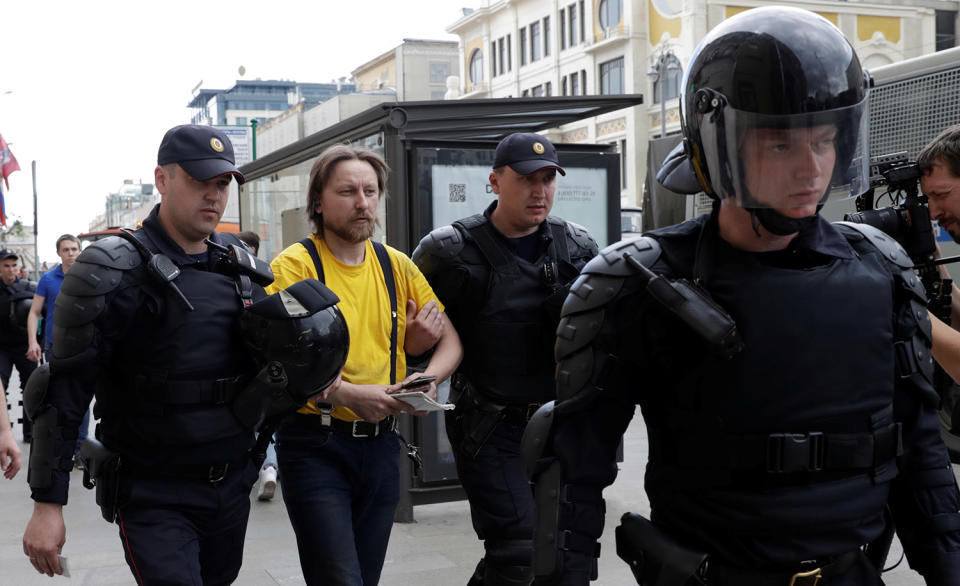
267, 235, 443, 421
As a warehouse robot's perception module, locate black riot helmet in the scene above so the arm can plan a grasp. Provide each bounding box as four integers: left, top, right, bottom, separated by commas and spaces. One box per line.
240, 278, 349, 402
681, 7, 870, 233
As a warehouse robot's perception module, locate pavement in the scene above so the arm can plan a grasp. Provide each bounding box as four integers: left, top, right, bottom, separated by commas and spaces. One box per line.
1, 367, 954, 585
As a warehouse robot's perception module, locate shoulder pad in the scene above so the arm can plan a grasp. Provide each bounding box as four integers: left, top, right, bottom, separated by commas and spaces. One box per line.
412, 225, 466, 272
60, 237, 141, 298
561, 219, 598, 255
78, 236, 145, 270
560, 237, 661, 317
834, 221, 913, 269
454, 213, 487, 232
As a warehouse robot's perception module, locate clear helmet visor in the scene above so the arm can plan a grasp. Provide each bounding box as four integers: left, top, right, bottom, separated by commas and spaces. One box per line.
699, 99, 869, 213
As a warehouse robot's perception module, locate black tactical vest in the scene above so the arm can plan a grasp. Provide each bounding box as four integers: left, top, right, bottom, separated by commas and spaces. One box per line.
455, 214, 574, 404
97, 230, 256, 468
642, 218, 903, 564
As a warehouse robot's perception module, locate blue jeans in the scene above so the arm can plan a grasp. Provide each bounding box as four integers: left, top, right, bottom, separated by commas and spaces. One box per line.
277, 416, 402, 586
262, 433, 277, 470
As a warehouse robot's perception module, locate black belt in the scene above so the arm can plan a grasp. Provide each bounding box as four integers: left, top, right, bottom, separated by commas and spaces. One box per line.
502, 402, 543, 425
124, 460, 244, 483
293, 412, 396, 438
133, 375, 248, 406
707, 550, 860, 586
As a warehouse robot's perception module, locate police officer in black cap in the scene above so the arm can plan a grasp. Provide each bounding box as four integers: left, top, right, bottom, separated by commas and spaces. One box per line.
0, 248, 37, 442
525, 7, 960, 586
414, 132, 598, 585
22, 124, 348, 584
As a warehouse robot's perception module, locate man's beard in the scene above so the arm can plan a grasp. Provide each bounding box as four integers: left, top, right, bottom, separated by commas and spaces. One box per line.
325, 214, 378, 244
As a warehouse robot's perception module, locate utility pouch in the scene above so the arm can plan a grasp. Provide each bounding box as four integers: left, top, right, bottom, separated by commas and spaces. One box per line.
450, 375, 505, 458
461, 409, 505, 459
615, 513, 708, 586
79, 438, 122, 524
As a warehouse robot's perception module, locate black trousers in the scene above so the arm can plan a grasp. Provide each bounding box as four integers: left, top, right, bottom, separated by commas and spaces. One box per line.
447, 410, 534, 585
0, 345, 36, 440
115, 460, 258, 586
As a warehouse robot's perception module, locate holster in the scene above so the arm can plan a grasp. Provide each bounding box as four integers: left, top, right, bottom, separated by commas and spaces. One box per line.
449, 374, 505, 458
615, 513, 708, 586
79, 438, 122, 524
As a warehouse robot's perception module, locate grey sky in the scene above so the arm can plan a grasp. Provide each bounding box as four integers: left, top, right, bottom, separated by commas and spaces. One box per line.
3, 0, 462, 262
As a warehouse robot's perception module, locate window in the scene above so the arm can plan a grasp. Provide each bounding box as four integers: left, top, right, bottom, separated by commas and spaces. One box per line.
498, 37, 506, 76
491, 41, 497, 76
936, 10, 957, 52
599, 0, 622, 31
579, 1, 586, 43
544, 17, 551, 56
522, 89, 530, 97
570, 71, 580, 96
236, 117, 247, 126
531, 21, 542, 61
469, 49, 484, 84
600, 57, 624, 95
561, 76, 568, 96
520, 27, 528, 66
545, 81, 552, 97
652, 54, 682, 104
569, 4, 578, 46
430, 62, 450, 83
532, 85, 544, 97
507, 34, 512, 72
560, 10, 567, 50
581, 69, 587, 95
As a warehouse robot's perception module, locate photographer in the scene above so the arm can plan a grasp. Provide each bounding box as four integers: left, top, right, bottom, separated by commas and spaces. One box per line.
921, 125, 960, 326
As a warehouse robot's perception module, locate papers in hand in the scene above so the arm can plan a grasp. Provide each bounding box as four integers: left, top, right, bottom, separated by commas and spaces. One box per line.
391, 390, 455, 412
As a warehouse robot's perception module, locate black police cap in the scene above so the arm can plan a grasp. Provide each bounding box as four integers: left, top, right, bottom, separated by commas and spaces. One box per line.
157, 125, 245, 184
493, 132, 565, 176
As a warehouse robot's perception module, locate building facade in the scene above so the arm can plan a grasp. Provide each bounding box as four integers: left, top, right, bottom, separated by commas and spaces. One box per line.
447, 0, 957, 208
352, 39, 460, 101
187, 79, 357, 127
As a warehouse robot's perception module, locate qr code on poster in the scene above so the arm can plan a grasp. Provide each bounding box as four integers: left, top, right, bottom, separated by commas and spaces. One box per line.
449, 183, 466, 202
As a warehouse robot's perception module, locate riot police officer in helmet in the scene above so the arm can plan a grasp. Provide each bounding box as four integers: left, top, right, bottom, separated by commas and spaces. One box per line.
526, 7, 960, 585
21, 124, 347, 583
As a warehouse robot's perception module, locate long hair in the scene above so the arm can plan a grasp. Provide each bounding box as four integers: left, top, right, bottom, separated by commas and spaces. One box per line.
306, 144, 389, 236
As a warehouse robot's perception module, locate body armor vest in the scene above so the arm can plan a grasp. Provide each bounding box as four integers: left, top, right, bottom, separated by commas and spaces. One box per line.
455, 214, 571, 404
643, 218, 902, 564
96, 230, 255, 467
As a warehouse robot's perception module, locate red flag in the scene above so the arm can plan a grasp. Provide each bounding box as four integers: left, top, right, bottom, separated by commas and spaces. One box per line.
0, 133, 20, 190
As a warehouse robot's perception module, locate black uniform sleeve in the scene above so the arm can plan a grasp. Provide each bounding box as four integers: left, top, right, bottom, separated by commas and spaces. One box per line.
29, 248, 146, 505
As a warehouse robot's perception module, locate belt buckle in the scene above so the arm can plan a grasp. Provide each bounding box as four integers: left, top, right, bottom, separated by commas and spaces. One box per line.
351, 420, 373, 438
788, 567, 822, 586
208, 463, 228, 483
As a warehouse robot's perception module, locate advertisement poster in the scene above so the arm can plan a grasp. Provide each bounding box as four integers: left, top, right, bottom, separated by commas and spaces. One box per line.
431, 164, 610, 247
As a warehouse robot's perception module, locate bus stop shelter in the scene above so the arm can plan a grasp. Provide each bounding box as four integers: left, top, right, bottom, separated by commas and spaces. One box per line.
237, 94, 644, 521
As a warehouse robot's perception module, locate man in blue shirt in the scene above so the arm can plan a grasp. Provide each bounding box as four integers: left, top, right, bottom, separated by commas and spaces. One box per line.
27, 235, 83, 462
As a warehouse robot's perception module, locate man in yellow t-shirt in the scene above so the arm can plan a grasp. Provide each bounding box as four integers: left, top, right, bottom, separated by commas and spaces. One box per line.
268, 144, 461, 586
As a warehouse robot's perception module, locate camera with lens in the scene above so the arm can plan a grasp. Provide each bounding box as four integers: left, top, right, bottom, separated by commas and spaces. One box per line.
844, 153, 933, 266
843, 153, 952, 306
